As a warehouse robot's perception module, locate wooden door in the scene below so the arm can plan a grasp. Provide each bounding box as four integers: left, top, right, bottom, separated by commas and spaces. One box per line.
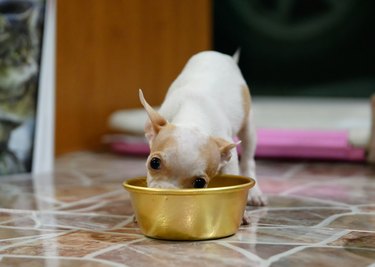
56, 0, 212, 154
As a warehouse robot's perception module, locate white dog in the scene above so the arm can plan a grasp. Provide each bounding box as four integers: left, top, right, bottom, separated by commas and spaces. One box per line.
139, 51, 266, 206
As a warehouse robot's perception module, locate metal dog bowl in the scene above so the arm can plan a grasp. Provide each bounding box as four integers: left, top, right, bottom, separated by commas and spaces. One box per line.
123, 174, 255, 240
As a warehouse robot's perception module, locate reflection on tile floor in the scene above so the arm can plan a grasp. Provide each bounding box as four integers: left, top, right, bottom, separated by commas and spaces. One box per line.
0, 152, 374, 266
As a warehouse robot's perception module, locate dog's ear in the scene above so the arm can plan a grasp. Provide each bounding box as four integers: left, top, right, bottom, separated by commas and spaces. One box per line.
213, 137, 241, 166
139, 89, 168, 143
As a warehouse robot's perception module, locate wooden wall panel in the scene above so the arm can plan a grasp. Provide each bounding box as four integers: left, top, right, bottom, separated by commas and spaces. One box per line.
56, 0, 212, 154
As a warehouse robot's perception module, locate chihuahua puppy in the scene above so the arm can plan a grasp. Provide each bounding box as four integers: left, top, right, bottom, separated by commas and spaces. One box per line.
139, 51, 265, 206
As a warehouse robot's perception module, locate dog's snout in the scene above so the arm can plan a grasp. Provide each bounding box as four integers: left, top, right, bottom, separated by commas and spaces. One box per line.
148, 181, 180, 189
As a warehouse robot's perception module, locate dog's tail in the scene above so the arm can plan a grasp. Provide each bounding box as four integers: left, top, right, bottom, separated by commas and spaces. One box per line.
232, 48, 241, 64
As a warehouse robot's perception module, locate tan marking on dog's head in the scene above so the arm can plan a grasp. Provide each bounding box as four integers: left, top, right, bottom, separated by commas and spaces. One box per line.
200, 137, 222, 177
150, 124, 177, 152
177, 135, 222, 188
146, 124, 177, 187
146, 125, 229, 189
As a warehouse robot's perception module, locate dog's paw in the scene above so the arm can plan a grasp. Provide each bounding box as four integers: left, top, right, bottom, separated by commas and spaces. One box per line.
241, 213, 250, 225
248, 194, 267, 206
247, 186, 267, 206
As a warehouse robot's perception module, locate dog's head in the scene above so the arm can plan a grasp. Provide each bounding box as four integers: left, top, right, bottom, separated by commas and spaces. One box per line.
139, 90, 238, 189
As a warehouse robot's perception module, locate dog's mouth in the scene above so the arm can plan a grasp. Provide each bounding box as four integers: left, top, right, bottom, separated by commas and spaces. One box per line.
146, 174, 210, 189
147, 180, 180, 189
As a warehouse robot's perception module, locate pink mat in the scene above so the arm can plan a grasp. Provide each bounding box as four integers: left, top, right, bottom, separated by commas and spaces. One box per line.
255, 129, 365, 161
109, 129, 365, 161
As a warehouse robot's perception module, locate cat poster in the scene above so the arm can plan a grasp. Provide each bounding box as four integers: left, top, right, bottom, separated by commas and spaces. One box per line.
0, 0, 50, 175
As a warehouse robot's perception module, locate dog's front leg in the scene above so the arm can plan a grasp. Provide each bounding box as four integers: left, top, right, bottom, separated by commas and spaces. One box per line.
220, 151, 253, 225
238, 112, 267, 206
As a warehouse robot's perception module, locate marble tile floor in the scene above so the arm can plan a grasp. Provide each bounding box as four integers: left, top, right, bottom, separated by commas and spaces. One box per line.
0, 152, 374, 266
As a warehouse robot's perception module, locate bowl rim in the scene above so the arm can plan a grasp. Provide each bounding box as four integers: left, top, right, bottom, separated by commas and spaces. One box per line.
123, 174, 255, 195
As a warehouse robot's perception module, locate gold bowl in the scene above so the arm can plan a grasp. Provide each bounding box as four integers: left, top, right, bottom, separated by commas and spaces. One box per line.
123, 174, 255, 241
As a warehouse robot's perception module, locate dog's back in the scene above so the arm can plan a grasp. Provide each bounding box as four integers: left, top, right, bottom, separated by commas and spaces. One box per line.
159, 51, 250, 138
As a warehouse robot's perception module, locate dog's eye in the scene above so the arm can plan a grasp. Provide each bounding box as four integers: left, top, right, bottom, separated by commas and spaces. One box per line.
193, 177, 206, 188
149, 157, 161, 170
